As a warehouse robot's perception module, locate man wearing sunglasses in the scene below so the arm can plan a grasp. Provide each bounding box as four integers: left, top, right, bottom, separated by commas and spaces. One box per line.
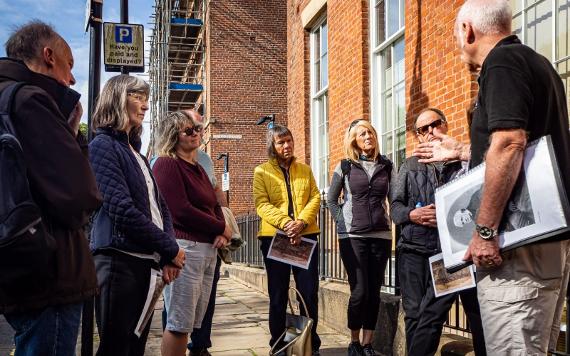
390, 108, 486, 356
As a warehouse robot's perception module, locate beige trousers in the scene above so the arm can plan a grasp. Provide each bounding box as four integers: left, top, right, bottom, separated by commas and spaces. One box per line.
476, 239, 570, 355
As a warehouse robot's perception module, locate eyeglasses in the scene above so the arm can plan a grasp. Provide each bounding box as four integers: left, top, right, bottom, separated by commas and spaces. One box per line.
181, 126, 203, 136
127, 92, 149, 104
416, 119, 444, 135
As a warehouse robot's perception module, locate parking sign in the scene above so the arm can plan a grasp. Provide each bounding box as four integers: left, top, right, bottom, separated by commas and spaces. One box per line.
103, 22, 145, 72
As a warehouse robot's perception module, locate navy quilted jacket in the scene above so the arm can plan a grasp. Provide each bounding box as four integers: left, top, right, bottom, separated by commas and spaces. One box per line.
88, 127, 179, 264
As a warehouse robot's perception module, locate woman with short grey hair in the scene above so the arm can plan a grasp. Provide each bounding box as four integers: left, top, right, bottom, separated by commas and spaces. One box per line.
152, 110, 232, 356
89, 74, 185, 355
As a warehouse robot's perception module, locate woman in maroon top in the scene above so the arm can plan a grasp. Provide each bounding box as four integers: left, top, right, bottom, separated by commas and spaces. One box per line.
153, 111, 232, 356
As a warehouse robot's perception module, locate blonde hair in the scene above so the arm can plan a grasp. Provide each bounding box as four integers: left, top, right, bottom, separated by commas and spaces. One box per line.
155, 111, 199, 158
343, 119, 380, 161
92, 74, 149, 139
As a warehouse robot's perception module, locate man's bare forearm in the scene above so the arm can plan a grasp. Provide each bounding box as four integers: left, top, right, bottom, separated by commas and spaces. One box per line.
476, 129, 527, 229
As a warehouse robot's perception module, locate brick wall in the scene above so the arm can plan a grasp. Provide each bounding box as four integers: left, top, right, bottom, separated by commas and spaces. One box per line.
207, 0, 288, 215
287, 0, 313, 164
404, 0, 478, 154
287, 0, 371, 176
327, 0, 370, 171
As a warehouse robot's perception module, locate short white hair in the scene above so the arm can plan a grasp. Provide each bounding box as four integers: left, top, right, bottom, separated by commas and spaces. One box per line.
457, 0, 512, 35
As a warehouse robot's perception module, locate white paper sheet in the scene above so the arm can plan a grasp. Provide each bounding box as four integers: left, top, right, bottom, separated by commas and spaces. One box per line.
135, 268, 165, 337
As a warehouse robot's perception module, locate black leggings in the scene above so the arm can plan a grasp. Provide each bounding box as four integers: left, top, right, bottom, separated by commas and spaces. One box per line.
339, 237, 392, 330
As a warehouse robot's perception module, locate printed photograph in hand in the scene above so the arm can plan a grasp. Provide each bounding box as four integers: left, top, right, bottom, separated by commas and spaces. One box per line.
429, 253, 475, 297
267, 231, 317, 269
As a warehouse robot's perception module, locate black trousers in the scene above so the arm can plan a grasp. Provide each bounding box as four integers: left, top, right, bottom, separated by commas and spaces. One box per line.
94, 251, 155, 356
260, 235, 321, 351
398, 249, 486, 356
339, 237, 392, 330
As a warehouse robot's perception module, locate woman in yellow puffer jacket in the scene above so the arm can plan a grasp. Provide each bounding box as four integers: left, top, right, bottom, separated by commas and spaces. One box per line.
253, 124, 321, 355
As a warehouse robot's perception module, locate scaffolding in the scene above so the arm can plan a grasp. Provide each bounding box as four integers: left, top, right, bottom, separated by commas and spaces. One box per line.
148, 0, 207, 154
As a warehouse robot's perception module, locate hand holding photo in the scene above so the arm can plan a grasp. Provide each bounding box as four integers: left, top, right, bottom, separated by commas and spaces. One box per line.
267, 230, 317, 269
435, 136, 570, 270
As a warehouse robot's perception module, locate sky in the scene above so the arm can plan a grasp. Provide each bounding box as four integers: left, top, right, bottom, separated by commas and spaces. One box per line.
0, 0, 154, 152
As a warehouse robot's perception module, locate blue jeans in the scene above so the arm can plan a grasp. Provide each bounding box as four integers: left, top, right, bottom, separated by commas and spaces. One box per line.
4, 302, 82, 356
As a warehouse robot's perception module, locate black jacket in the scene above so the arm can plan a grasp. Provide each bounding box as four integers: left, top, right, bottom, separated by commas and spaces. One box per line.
0, 58, 102, 312
390, 156, 463, 254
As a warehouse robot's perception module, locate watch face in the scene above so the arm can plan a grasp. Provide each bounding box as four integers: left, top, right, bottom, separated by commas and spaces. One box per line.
477, 225, 494, 239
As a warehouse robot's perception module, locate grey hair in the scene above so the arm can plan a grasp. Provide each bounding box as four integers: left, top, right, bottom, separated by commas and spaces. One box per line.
5, 20, 62, 65
92, 75, 149, 139
457, 0, 512, 35
155, 111, 199, 158
413, 108, 447, 131
266, 124, 293, 159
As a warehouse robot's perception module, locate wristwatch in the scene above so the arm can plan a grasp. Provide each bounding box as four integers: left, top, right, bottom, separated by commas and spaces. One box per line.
476, 224, 498, 240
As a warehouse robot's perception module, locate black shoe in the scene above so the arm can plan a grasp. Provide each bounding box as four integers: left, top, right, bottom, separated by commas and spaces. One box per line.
348, 341, 363, 356
189, 348, 211, 356
312, 351, 320, 356
362, 344, 377, 356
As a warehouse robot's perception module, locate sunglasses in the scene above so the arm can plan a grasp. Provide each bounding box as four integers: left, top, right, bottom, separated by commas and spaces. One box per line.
181, 126, 203, 136
416, 119, 444, 135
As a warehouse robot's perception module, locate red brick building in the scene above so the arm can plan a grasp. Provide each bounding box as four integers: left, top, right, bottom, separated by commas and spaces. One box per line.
205, 0, 288, 215
286, 0, 569, 192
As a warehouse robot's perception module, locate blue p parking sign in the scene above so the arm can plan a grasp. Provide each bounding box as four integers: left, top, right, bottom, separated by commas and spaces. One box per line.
104, 22, 145, 72
115, 26, 132, 43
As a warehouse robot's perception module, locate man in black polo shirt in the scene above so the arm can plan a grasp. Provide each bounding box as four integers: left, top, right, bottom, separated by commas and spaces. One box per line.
414, 0, 570, 354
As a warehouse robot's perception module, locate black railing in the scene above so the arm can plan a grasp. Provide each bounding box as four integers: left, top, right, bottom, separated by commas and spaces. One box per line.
235, 192, 470, 333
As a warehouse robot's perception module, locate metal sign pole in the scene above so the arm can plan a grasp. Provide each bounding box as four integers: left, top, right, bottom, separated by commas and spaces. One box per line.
84, 1, 102, 354
120, 0, 129, 74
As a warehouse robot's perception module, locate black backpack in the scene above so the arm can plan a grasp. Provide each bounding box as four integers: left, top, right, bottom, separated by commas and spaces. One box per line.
0, 82, 57, 314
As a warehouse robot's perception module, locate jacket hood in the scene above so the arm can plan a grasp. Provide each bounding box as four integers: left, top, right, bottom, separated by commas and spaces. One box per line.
0, 58, 80, 119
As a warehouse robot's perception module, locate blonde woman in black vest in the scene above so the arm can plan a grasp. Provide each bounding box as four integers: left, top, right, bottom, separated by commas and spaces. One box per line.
327, 119, 393, 356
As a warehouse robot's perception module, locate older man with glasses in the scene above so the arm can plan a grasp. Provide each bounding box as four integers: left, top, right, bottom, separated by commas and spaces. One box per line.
390, 108, 486, 356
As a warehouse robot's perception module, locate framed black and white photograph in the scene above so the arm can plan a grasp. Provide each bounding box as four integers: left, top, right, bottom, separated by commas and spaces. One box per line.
436, 136, 570, 270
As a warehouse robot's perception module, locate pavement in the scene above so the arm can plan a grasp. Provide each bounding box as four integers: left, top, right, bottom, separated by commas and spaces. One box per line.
0, 276, 350, 356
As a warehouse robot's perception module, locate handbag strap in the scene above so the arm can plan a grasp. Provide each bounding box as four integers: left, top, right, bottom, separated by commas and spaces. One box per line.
287, 287, 310, 319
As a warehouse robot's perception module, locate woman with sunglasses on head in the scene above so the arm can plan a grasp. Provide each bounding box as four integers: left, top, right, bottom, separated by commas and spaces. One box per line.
152, 110, 232, 356
327, 119, 393, 356
89, 75, 185, 355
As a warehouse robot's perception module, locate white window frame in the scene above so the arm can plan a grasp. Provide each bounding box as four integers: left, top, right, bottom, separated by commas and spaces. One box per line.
511, 0, 570, 118
310, 14, 329, 190
370, 0, 406, 169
